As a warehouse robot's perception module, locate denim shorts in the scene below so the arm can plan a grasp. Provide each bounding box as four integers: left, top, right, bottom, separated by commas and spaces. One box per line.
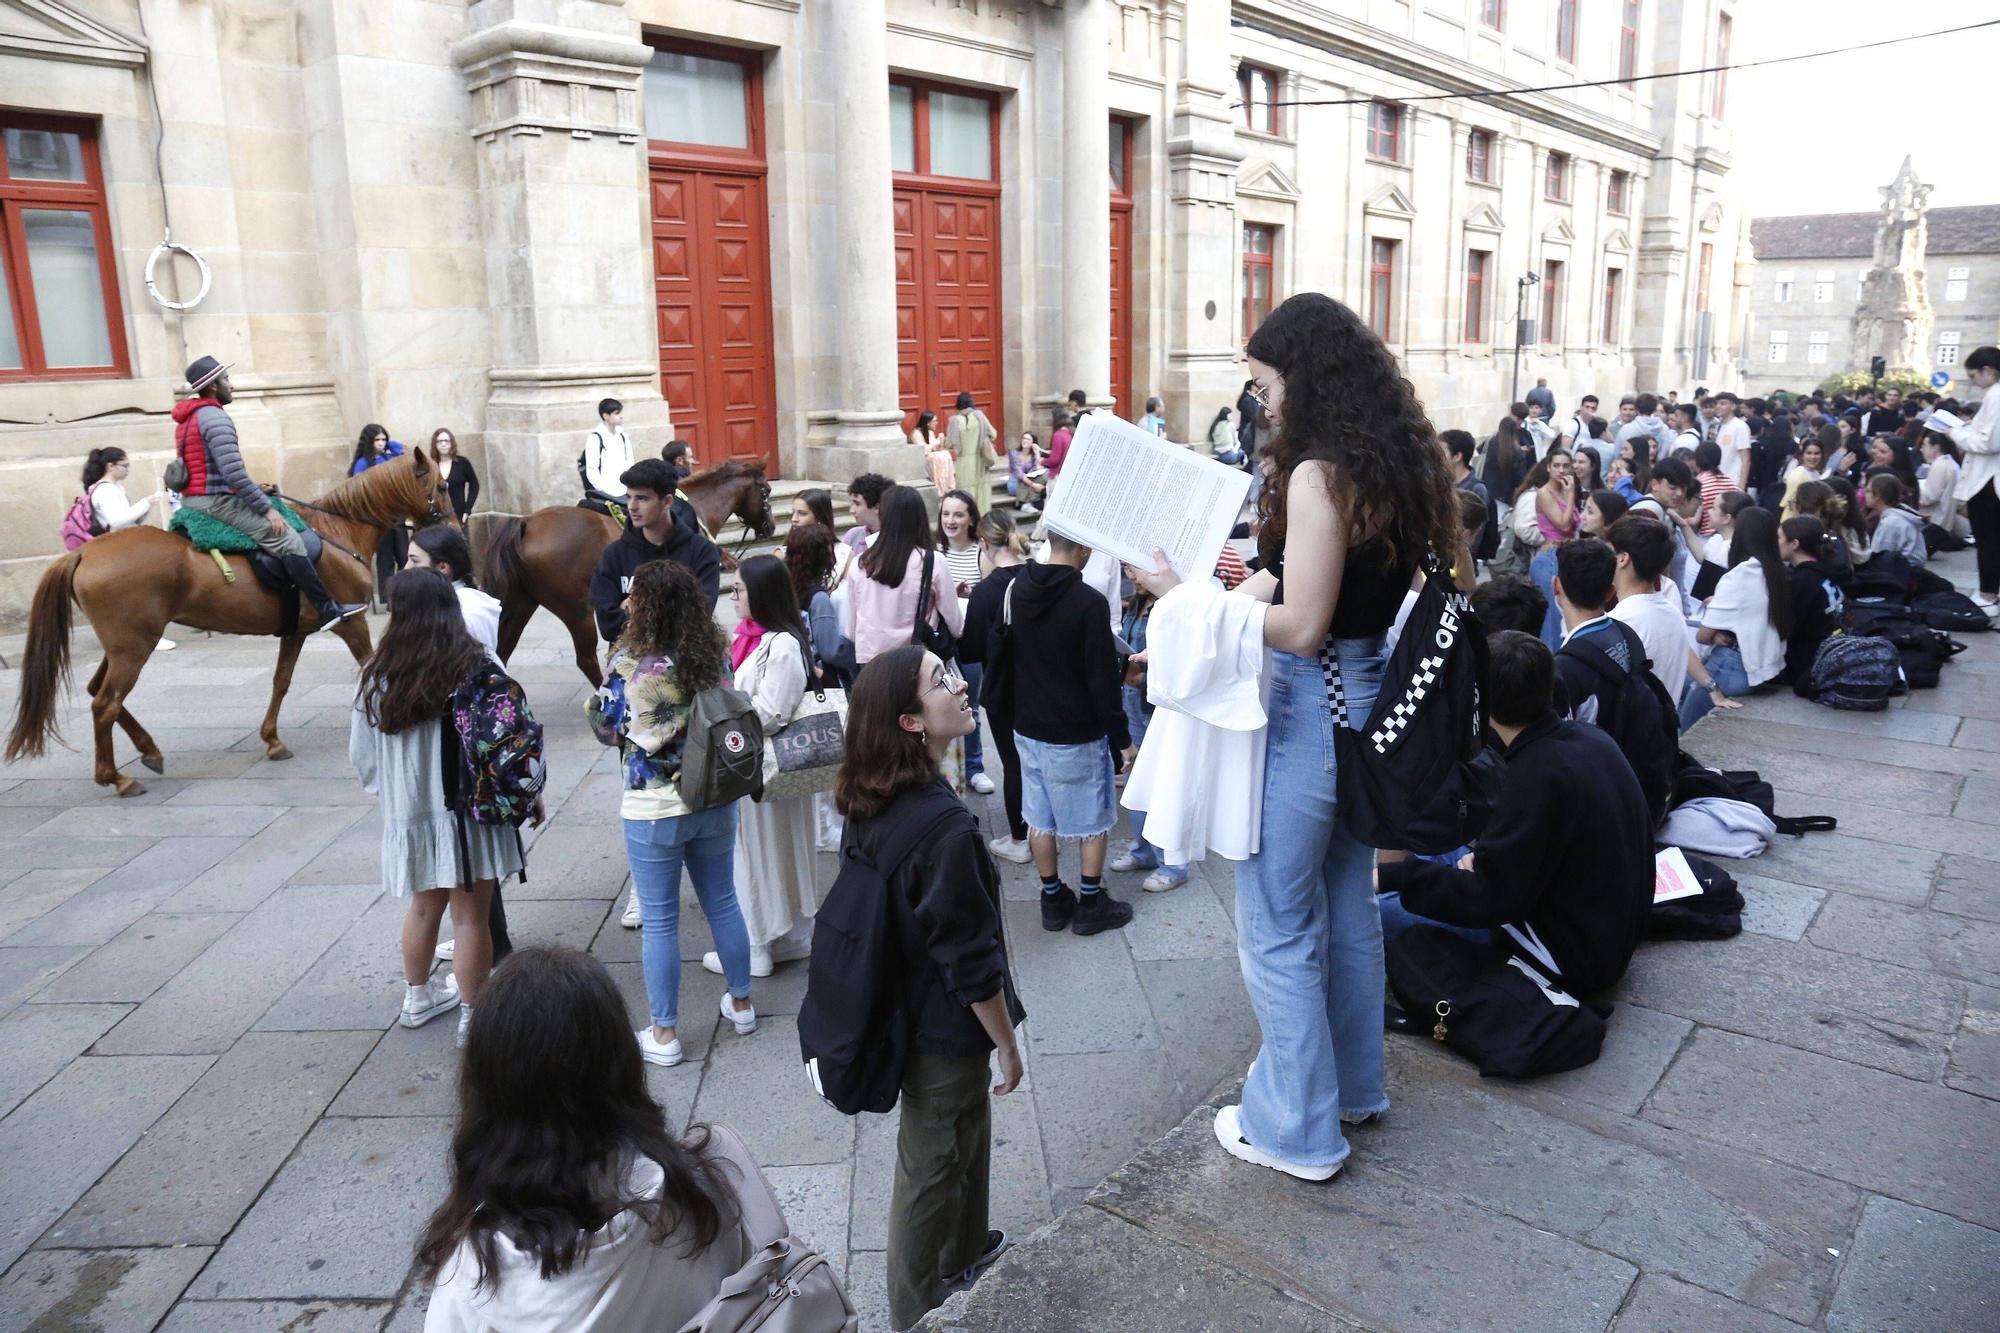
1016, 735, 1116, 839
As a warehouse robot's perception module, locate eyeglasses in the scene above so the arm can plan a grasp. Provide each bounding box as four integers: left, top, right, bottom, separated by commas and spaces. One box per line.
922, 664, 966, 698
1247, 380, 1275, 408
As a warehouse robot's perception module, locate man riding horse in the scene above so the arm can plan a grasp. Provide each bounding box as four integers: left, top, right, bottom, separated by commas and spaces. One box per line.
578, 396, 637, 524
172, 355, 366, 630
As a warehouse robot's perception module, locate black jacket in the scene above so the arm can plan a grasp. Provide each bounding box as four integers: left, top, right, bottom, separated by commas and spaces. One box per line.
1552, 618, 1674, 825
588, 498, 721, 642
1379, 714, 1653, 996
443, 457, 480, 520
958, 563, 1026, 692
852, 781, 1025, 1057
999, 562, 1130, 750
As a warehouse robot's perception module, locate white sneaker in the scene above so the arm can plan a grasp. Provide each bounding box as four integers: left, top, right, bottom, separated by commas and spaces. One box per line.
1109, 851, 1153, 874
155, 638, 176, 652
434, 937, 455, 963
769, 934, 812, 966
456, 1005, 473, 1049
702, 944, 774, 979
399, 975, 460, 1029
621, 890, 641, 929
969, 772, 996, 795
1213, 1104, 1339, 1182
720, 991, 758, 1036
636, 1027, 684, 1066
1142, 867, 1188, 893
987, 835, 1033, 865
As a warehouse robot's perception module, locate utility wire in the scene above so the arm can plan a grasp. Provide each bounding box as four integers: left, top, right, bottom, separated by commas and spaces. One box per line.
1243, 17, 2000, 109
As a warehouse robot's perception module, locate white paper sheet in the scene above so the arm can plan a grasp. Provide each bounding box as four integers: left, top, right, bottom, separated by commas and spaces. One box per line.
1040, 411, 1253, 584
1653, 845, 1704, 904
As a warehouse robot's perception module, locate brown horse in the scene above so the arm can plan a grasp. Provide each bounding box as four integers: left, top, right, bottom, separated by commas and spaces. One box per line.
6, 452, 454, 797
479, 458, 775, 687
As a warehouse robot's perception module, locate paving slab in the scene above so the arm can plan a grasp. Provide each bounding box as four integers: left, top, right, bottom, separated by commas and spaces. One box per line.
1136, 955, 1261, 1107
0, 945, 89, 1015
0, 867, 107, 941
255, 892, 416, 1032
924, 1203, 1359, 1332
1, 777, 192, 807
1120, 875, 1238, 961
94, 883, 380, 1055
1952, 774, 2000, 823
0, 1053, 211, 1272
1735, 874, 1828, 941
3, 837, 244, 947
1825, 1196, 2000, 1333
49, 1029, 377, 1247
163, 776, 378, 806
1684, 731, 1966, 815
1746, 830, 1939, 906
492, 896, 607, 954
1031, 1048, 1193, 1191
26, 803, 284, 841
505, 822, 632, 899
1931, 853, 2000, 923
1529, 1001, 1693, 1116
155, 1298, 394, 1331
1088, 1090, 1637, 1333
764, 1161, 851, 1260
0, 834, 158, 871
289, 811, 387, 886
159, 805, 369, 913
1806, 893, 2000, 988
0, 1001, 129, 1118
191, 1115, 452, 1301
1608, 1273, 1815, 1333
847, 1079, 1050, 1258
1946, 1002, 2000, 1101
1694, 713, 2000, 778
1956, 717, 2000, 752
1738, 693, 1965, 745
33, 910, 239, 1004
1645, 1028, 2000, 1230
1002, 902, 1160, 1057
1619, 932, 1963, 1079
0, 1246, 212, 1333
687, 1015, 856, 1167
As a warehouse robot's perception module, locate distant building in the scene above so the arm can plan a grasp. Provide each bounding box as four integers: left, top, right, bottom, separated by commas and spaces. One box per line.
1747, 167, 2000, 397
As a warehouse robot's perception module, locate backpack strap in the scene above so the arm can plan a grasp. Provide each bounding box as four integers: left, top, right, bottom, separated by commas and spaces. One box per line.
704, 1123, 790, 1250
913, 546, 938, 644
870, 786, 969, 874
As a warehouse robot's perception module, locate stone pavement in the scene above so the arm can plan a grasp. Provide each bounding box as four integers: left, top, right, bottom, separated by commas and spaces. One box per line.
1, 556, 1996, 1331
929, 550, 2000, 1332
0, 600, 1256, 1331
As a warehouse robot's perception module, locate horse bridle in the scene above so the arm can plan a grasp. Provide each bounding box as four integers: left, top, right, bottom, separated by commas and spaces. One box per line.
725, 477, 775, 560
278, 484, 454, 565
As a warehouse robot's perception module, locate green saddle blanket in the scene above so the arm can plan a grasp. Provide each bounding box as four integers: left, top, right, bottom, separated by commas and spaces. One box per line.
169, 498, 307, 554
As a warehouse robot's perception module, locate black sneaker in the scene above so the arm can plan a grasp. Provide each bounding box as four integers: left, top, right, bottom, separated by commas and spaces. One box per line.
1071, 889, 1134, 936
1040, 885, 1077, 931
942, 1229, 1008, 1288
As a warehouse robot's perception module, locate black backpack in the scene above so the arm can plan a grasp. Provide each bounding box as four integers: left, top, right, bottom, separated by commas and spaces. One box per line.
1324, 557, 1503, 854
1646, 852, 1744, 941
1912, 589, 1992, 633
1670, 753, 1837, 837
1386, 925, 1609, 1078
1846, 605, 1965, 688
798, 788, 963, 1115
1557, 625, 1677, 826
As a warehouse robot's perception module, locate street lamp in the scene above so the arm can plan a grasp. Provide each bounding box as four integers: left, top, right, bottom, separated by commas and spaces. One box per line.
1511, 272, 1539, 406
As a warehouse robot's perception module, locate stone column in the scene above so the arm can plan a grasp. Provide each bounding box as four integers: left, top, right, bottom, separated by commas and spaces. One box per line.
1061, 0, 1112, 409
812, 0, 915, 480
450, 3, 667, 516
1160, 0, 1244, 432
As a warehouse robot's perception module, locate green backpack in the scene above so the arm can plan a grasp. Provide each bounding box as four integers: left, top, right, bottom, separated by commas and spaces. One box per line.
677, 682, 765, 811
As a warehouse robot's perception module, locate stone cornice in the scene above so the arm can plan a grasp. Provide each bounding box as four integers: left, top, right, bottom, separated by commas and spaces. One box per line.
0, 0, 146, 68
451, 20, 652, 143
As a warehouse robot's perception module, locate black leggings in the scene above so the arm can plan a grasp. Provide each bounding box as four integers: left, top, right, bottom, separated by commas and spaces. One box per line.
1967, 480, 2000, 596
986, 708, 1028, 842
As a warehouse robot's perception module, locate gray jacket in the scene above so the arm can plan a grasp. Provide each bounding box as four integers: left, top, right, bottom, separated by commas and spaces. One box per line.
194, 403, 269, 512
1870, 506, 1927, 565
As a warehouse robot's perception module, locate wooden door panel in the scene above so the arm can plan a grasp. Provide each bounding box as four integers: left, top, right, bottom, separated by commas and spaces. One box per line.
1110, 200, 1132, 418
895, 184, 1002, 437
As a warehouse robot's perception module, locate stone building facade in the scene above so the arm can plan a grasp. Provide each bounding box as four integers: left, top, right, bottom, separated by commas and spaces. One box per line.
1746, 183, 2000, 399
0, 0, 1747, 623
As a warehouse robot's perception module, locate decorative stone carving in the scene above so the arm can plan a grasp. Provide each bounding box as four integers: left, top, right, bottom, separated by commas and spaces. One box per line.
1851, 156, 1935, 376
452, 20, 650, 144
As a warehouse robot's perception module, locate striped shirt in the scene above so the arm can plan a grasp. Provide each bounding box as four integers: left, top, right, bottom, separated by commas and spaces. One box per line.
941, 542, 985, 591
1695, 469, 1741, 536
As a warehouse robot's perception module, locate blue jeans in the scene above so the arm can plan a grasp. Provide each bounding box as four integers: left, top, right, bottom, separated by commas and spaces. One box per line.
1677, 643, 1751, 731
1376, 889, 1494, 947
1531, 545, 1564, 649
623, 805, 751, 1029
961, 661, 985, 777
1238, 640, 1389, 1169
1121, 683, 1185, 874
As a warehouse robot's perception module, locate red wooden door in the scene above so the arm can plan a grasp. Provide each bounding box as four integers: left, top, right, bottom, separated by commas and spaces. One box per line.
1109, 119, 1135, 420
895, 187, 1001, 439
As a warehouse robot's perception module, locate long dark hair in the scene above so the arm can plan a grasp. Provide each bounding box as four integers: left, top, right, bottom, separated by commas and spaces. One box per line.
936, 488, 980, 550
1781, 514, 1839, 565
738, 554, 810, 665
1571, 446, 1603, 494
1247, 294, 1457, 570
1210, 406, 1232, 433
81, 446, 127, 488
415, 947, 732, 1291
1487, 416, 1525, 487
351, 423, 389, 470
783, 522, 837, 608
357, 570, 488, 734
411, 524, 477, 588
859, 484, 927, 588
1726, 507, 1794, 638
913, 411, 937, 443
834, 645, 939, 821
617, 560, 727, 693
796, 487, 836, 530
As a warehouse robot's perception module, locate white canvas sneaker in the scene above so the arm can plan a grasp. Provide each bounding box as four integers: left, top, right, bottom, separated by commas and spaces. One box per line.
621, 889, 642, 929
720, 991, 758, 1036
399, 974, 461, 1029
636, 1027, 684, 1067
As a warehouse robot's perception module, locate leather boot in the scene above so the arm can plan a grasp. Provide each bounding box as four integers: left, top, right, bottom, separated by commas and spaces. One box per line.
281, 554, 366, 633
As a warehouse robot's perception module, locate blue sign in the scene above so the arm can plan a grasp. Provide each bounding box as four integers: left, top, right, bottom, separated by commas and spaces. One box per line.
1932, 371, 1953, 389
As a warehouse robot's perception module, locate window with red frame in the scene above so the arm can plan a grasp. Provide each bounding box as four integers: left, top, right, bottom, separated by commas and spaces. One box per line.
0, 115, 129, 381
1242, 223, 1276, 338
1618, 1, 1641, 81
1366, 103, 1402, 162
1555, 0, 1578, 63
1713, 14, 1732, 119
1238, 64, 1279, 134
1603, 267, 1623, 344
1545, 151, 1570, 201
1480, 0, 1505, 30
1467, 129, 1494, 183
1607, 169, 1630, 214
1541, 259, 1565, 346
1464, 249, 1490, 344
1368, 238, 1398, 340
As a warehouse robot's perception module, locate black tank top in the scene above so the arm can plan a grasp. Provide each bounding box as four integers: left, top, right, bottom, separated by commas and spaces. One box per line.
1271, 540, 1414, 639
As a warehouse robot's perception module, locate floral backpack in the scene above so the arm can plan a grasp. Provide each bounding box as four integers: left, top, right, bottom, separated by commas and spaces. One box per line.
446, 664, 547, 826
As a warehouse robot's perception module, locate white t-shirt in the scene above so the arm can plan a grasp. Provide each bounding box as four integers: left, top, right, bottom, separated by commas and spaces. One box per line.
1700, 562, 1784, 687
1609, 578, 1693, 701
1715, 419, 1752, 488
583, 426, 636, 497
456, 584, 503, 658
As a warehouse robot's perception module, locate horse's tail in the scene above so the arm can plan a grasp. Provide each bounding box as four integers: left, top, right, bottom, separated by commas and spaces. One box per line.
6, 550, 81, 762
482, 516, 530, 607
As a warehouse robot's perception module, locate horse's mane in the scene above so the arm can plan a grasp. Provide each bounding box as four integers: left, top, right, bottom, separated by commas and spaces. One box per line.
685, 458, 765, 487
310, 453, 434, 527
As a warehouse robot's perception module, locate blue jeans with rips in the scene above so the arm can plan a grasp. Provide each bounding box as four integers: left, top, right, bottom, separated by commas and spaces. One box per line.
623, 804, 751, 1029
1236, 639, 1389, 1170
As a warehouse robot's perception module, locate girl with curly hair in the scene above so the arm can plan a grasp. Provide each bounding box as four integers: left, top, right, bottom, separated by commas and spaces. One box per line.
1131, 292, 1459, 1183
588, 559, 757, 1068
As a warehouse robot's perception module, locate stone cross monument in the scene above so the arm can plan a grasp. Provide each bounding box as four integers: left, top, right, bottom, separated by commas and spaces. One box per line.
1850, 157, 1935, 376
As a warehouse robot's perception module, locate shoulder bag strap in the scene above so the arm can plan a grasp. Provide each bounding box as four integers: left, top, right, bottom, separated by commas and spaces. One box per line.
913, 546, 937, 642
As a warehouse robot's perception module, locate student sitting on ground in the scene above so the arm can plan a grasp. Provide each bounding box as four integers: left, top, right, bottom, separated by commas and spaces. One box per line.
1863, 473, 1927, 566
1781, 516, 1848, 696
1680, 507, 1794, 730
1376, 631, 1654, 998
1549, 538, 1675, 826
1604, 513, 1734, 714
1469, 575, 1548, 637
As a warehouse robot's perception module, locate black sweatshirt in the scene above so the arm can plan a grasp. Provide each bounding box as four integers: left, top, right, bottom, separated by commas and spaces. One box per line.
999, 562, 1130, 750
587, 497, 721, 642
1379, 714, 1653, 996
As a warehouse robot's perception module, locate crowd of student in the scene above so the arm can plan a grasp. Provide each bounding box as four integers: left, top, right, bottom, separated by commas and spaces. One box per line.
328, 315, 1998, 1330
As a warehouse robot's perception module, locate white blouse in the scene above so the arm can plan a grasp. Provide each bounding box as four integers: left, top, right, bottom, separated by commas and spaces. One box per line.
1700, 561, 1785, 688
90, 479, 156, 531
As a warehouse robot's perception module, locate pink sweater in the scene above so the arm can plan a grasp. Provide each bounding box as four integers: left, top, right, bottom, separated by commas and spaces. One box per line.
842, 549, 965, 666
